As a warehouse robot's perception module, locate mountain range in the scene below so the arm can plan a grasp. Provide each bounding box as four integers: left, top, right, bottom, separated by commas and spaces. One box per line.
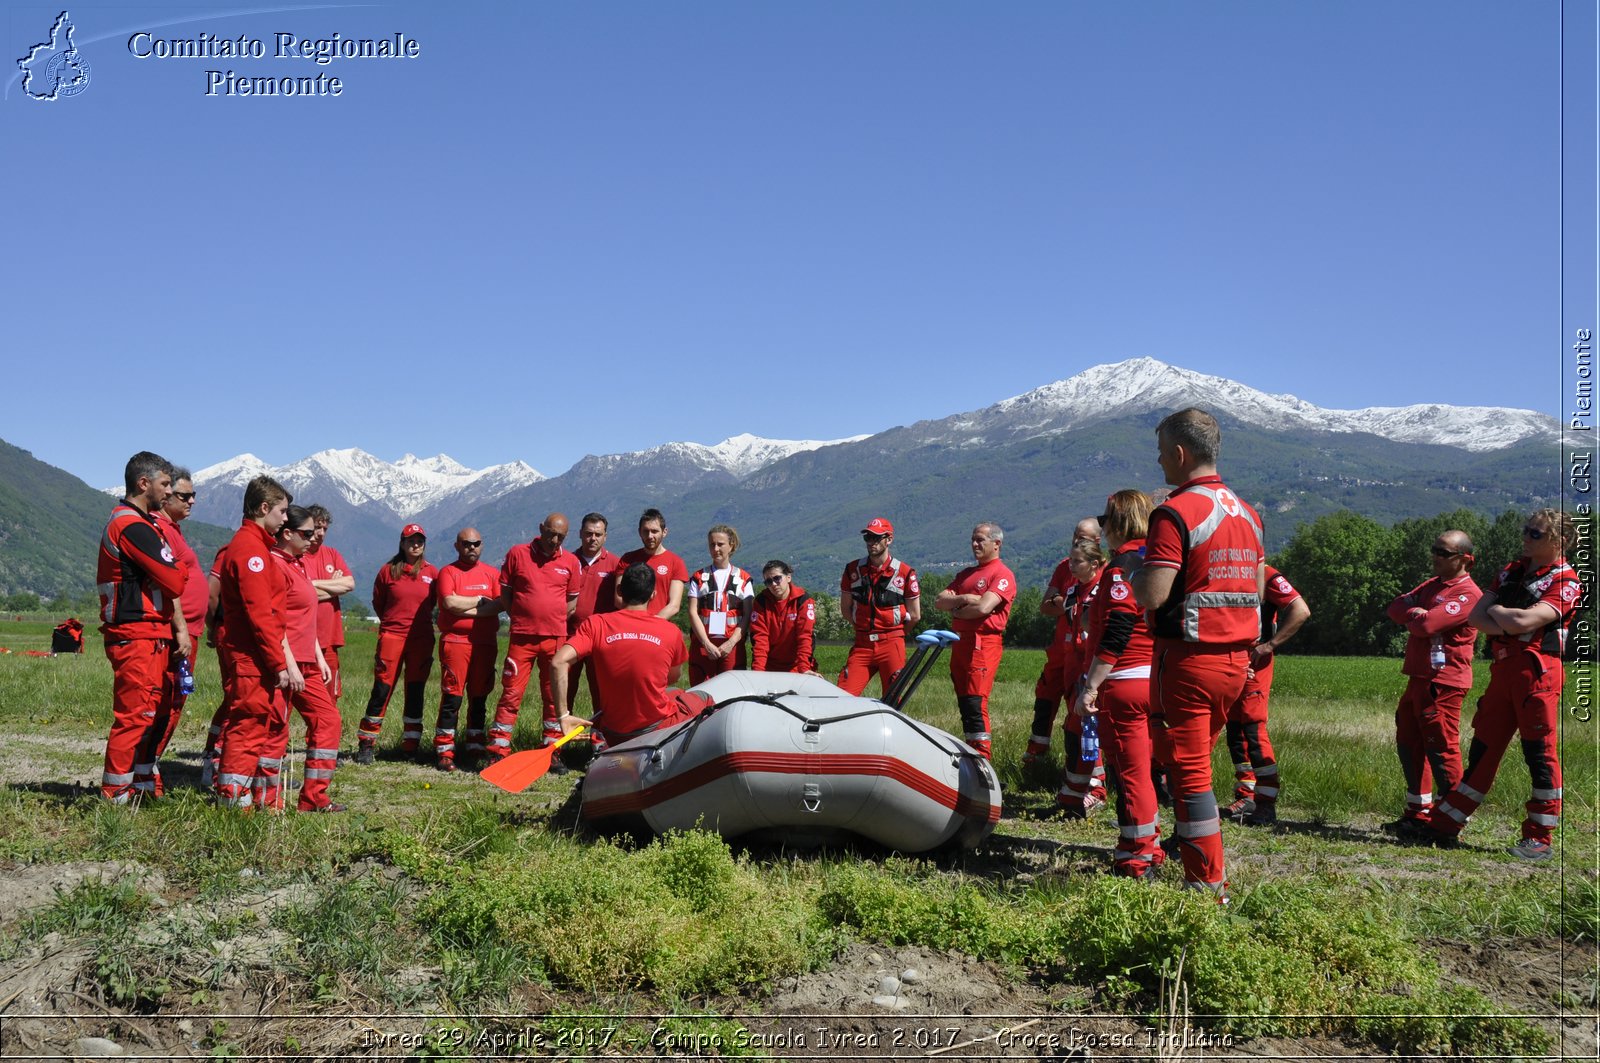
5, 358, 1562, 604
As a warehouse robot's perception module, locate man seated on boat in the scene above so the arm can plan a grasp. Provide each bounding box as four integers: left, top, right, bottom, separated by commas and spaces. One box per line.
554, 562, 707, 747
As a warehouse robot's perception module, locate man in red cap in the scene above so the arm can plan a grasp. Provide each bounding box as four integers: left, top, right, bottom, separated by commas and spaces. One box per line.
934, 522, 1017, 758
838, 517, 921, 697
483, 513, 581, 761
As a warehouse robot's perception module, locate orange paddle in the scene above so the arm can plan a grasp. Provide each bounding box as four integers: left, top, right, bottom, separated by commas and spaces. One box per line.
479, 724, 591, 793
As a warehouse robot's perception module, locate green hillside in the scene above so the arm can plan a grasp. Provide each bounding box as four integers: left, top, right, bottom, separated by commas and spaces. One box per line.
0, 440, 231, 602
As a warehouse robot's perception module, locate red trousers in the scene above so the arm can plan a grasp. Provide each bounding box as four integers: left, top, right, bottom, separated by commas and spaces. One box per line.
837, 636, 907, 697
689, 635, 746, 685
489, 634, 564, 758
360, 631, 433, 746
1152, 642, 1248, 893
951, 632, 1003, 757
1394, 676, 1466, 823
597, 690, 714, 747
215, 651, 289, 811
437, 637, 498, 756
1434, 654, 1562, 843
1099, 677, 1165, 877
1027, 647, 1074, 753
324, 646, 342, 700
200, 648, 237, 791
1225, 658, 1278, 806
282, 664, 340, 811
102, 638, 172, 804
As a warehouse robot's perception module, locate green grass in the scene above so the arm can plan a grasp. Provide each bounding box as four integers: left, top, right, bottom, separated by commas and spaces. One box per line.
0, 629, 1592, 1058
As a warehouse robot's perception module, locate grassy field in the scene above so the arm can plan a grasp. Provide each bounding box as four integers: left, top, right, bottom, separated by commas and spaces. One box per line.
0, 617, 1594, 1060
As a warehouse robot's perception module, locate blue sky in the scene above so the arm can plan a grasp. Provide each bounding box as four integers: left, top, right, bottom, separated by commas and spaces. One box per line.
3, 1, 1592, 489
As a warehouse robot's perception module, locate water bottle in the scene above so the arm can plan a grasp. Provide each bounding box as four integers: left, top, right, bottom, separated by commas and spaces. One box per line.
1080, 714, 1100, 760
177, 656, 195, 697
1429, 637, 1446, 672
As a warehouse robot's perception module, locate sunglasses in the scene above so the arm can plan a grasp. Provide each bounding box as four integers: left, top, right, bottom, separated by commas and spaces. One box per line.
458, 539, 483, 548
1430, 547, 1462, 558
173, 492, 196, 503
763, 574, 786, 585
1522, 526, 1547, 540
862, 533, 887, 543
287, 527, 315, 539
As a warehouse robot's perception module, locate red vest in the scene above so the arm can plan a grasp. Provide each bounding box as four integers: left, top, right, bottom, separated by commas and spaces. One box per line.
843, 557, 918, 633
97, 502, 185, 640
690, 566, 751, 630
1150, 479, 1264, 645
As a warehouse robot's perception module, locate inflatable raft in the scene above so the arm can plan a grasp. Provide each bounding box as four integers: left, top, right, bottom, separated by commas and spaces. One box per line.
579, 671, 1002, 852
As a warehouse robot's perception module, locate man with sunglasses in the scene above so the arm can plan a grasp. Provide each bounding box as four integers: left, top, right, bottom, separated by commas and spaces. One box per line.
1433, 510, 1578, 861
434, 528, 502, 770
838, 518, 921, 697
1382, 530, 1481, 838
148, 469, 209, 793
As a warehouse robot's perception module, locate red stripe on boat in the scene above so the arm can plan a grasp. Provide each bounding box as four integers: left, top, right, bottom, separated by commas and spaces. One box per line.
582, 752, 1001, 824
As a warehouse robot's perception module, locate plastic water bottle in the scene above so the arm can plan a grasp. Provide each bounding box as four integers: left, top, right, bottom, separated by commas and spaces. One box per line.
177, 656, 195, 697
1080, 714, 1100, 760
1429, 637, 1446, 672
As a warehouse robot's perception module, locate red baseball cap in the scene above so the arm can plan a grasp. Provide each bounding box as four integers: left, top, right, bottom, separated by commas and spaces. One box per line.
861, 518, 894, 536
401, 523, 426, 539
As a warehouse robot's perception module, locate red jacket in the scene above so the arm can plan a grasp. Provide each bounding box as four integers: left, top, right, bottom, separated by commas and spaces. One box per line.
97, 501, 186, 642
1387, 572, 1480, 686
218, 521, 288, 673
750, 585, 817, 672
1086, 539, 1154, 674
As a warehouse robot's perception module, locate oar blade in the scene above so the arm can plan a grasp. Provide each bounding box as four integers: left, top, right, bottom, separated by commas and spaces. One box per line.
479, 745, 555, 793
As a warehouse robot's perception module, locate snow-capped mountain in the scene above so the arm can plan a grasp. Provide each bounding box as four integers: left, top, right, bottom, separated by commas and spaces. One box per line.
573, 433, 870, 482
973, 357, 1557, 452
191, 448, 544, 520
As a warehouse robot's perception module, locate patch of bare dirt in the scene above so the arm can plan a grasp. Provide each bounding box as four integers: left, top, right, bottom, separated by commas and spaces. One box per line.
1431, 936, 1598, 1061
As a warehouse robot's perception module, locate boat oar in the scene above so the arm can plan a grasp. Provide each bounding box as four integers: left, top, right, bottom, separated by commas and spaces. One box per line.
883, 630, 943, 706
886, 629, 960, 710
479, 724, 590, 793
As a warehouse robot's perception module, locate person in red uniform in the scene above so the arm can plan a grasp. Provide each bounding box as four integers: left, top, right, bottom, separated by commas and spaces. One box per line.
268, 507, 345, 812
566, 512, 621, 714
1382, 530, 1481, 836
1055, 539, 1108, 815
1430, 509, 1579, 861
554, 563, 699, 747
148, 468, 208, 794
838, 518, 921, 697
1025, 517, 1103, 766
1131, 408, 1264, 900
615, 508, 688, 619
750, 560, 819, 674
686, 524, 754, 684
1223, 563, 1311, 826
357, 524, 438, 764
214, 475, 297, 811
97, 451, 188, 805
198, 544, 232, 791
433, 527, 502, 771
303, 505, 354, 701
933, 522, 1018, 759
1074, 490, 1163, 877
485, 513, 581, 761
